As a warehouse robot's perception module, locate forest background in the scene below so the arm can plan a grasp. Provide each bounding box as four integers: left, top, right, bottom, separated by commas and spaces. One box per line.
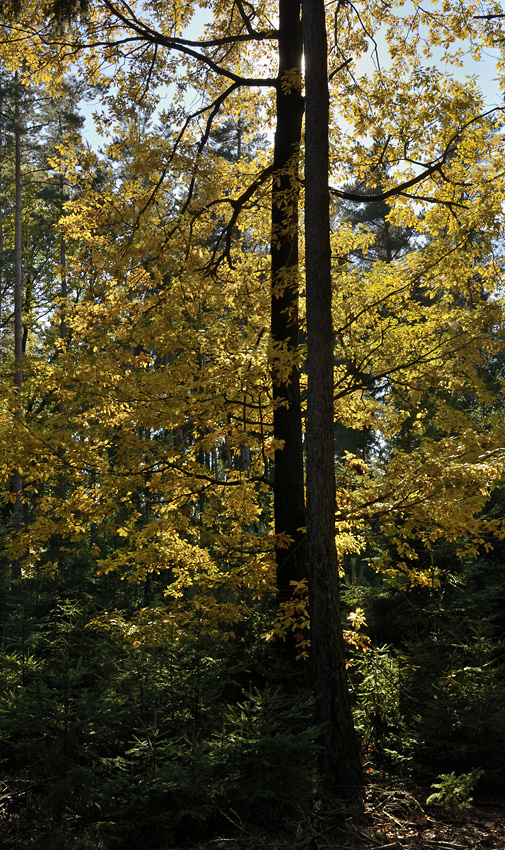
1, 0, 505, 847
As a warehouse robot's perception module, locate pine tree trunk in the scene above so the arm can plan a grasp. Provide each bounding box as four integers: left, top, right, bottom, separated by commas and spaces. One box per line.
303, 0, 363, 796
271, 0, 307, 623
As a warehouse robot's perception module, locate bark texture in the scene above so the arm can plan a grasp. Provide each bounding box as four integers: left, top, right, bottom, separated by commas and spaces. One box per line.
271, 0, 307, 610
303, 0, 363, 797
12, 77, 23, 585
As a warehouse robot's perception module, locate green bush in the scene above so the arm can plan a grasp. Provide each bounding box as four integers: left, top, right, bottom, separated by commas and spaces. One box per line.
426, 769, 483, 815
0, 588, 320, 848
350, 644, 416, 774
216, 687, 320, 819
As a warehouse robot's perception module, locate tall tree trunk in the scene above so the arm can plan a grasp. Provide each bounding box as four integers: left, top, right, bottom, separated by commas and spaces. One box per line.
303, 0, 363, 796
59, 171, 67, 345
271, 0, 307, 623
0, 115, 3, 325
0, 172, 3, 328
12, 73, 23, 585
57, 168, 68, 586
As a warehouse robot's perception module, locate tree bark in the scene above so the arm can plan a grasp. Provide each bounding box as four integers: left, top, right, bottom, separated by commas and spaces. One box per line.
271, 0, 307, 622
12, 73, 23, 585
303, 0, 363, 796
57, 167, 68, 586
0, 109, 3, 325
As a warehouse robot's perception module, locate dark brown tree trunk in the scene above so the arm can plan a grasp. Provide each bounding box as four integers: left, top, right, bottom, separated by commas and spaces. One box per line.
12, 75, 23, 586
0, 120, 3, 324
303, 0, 363, 796
57, 168, 68, 586
271, 0, 307, 620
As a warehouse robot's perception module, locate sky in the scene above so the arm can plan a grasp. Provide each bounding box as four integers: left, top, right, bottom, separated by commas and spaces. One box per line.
81, 5, 503, 150
358, 28, 502, 109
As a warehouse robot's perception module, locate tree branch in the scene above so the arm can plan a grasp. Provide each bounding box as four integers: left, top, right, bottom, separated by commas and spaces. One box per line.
101, 0, 276, 86
201, 163, 276, 271
331, 107, 502, 204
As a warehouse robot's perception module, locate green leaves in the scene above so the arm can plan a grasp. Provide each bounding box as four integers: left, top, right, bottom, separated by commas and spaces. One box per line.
427, 769, 484, 814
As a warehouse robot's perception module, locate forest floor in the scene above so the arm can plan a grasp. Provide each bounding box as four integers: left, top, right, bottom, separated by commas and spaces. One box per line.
197, 783, 505, 850
1, 776, 504, 848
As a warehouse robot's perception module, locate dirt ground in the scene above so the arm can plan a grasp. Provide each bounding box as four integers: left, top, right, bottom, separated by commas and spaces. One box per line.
355, 784, 505, 849
1, 776, 504, 848
199, 783, 505, 850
